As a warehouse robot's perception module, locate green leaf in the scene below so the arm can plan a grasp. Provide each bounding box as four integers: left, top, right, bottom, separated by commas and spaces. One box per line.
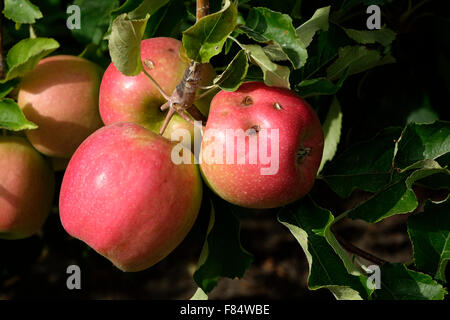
318, 97, 343, 174
242, 44, 290, 89
144, 0, 185, 39
2, 38, 60, 83
111, 0, 168, 19
407, 110, 439, 125
297, 68, 348, 97
407, 94, 439, 124
405, 160, 450, 187
111, 0, 141, 17
346, 176, 417, 223
241, 7, 308, 69
127, 0, 169, 20
224, 13, 245, 55
278, 196, 372, 300
347, 160, 448, 223
299, 24, 351, 81
262, 44, 289, 62
193, 196, 253, 293
182, 0, 238, 63
322, 127, 402, 198
243, 65, 264, 82
262, 5, 330, 63
296, 78, 339, 97
395, 121, 450, 171
3, 0, 43, 24
190, 287, 208, 300
71, 0, 120, 45
213, 50, 248, 91
0, 98, 37, 131
372, 264, 447, 300
0, 79, 20, 99
344, 28, 396, 47
327, 45, 395, 81
108, 13, 149, 76
408, 199, 450, 282
296, 6, 330, 48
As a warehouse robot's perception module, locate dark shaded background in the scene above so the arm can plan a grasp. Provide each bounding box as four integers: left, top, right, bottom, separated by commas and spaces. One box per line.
1, 0, 449, 299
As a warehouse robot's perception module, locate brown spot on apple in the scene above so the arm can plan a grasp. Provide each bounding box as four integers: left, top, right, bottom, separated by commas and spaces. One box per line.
273, 102, 283, 110
241, 96, 253, 106
296, 147, 311, 163
143, 59, 155, 70
249, 124, 261, 134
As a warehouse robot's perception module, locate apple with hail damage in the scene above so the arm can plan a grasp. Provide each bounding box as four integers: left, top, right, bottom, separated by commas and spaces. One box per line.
199, 81, 324, 209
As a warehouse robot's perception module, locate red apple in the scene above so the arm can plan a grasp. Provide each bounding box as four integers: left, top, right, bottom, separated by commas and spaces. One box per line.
99, 37, 214, 142
59, 122, 202, 272
0, 136, 55, 239
200, 82, 324, 209
18, 55, 104, 159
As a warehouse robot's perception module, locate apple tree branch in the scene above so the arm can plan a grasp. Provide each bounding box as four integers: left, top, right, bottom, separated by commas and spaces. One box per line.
157, 0, 210, 136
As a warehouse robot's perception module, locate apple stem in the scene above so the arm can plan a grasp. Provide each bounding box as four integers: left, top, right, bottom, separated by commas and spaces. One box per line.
29, 25, 37, 39
161, 101, 206, 123
333, 229, 387, 266
159, 107, 176, 136
157, 0, 210, 136
198, 84, 216, 90
142, 68, 171, 101
160, 101, 170, 111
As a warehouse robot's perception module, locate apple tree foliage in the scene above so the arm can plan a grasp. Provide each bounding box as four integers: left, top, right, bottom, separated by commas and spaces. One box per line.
0, 0, 449, 300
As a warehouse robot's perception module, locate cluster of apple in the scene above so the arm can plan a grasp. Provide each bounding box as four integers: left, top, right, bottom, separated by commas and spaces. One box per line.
0, 37, 324, 272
